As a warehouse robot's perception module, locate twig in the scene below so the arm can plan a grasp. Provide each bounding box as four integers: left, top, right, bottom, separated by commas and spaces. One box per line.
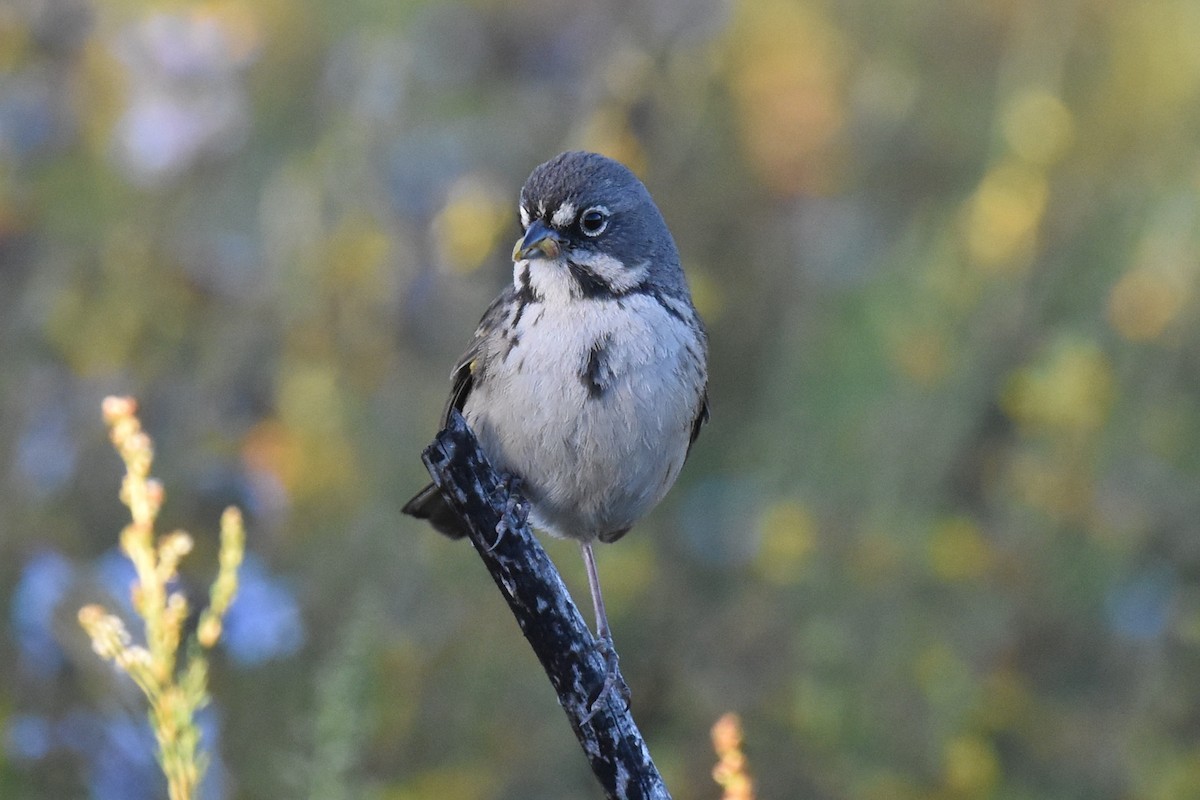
419, 410, 672, 800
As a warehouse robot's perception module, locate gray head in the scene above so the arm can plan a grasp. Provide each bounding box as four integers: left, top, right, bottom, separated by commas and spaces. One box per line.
512, 151, 685, 302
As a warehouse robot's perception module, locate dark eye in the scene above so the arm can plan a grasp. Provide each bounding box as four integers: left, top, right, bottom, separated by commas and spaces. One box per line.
579, 207, 609, 237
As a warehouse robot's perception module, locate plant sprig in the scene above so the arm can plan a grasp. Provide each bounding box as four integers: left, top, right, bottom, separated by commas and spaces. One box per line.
79, 396, 244, 800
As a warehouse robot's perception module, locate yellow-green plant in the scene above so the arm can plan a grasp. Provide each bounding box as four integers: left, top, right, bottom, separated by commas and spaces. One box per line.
712, 713, 755, 800
79, 396, 245, 800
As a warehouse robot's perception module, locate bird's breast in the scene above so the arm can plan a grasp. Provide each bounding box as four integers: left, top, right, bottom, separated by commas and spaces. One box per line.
464, 293, 704, 540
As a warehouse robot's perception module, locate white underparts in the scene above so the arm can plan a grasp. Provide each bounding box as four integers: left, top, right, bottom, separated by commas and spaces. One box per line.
464, 290, 704, 540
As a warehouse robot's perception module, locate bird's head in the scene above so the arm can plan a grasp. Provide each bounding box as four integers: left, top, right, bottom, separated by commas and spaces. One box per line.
512, 151, 683, 303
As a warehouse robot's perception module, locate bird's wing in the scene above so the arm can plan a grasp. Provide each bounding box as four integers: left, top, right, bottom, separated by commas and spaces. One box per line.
686, 389, 709, 458
440, 287, 514, 426
442, 355, 475, 425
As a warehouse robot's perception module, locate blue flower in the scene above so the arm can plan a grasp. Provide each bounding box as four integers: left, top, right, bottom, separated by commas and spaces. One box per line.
4, 713, 53, 761
11, 550, 75, 676
1106, 564, 1175, 642
58, 708, 227, 800
221, 554, 305, 665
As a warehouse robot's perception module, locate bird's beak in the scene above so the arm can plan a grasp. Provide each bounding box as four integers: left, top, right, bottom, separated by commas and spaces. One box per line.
512, 219, 563, 261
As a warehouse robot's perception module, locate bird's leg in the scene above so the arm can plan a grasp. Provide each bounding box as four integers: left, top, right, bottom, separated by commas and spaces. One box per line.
487, 474, 527, 552
580, 541, 630, 722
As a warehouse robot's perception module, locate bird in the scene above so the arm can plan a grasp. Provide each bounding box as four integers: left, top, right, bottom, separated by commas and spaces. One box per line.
403, 150, 709, 706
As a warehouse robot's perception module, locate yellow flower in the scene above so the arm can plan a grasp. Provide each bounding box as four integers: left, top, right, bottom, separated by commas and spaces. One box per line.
928, 516, 992, 582
943, 734, 1001, 795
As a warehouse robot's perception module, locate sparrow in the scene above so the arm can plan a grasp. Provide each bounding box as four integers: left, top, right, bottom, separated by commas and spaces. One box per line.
404, 150, 709, 703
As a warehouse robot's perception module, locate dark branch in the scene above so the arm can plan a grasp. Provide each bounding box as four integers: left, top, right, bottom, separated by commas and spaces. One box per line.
419, 410, 672, 800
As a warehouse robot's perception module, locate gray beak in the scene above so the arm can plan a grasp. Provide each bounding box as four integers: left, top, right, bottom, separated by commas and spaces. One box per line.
512, 219, 563, 261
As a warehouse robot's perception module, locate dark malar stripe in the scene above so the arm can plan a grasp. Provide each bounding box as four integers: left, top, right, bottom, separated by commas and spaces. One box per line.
563, 267, 695, 328
566, 260, 615, 299
511, 266, 539, 328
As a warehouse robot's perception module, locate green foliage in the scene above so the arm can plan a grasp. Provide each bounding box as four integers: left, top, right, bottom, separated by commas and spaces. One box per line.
301, 593, 382, 800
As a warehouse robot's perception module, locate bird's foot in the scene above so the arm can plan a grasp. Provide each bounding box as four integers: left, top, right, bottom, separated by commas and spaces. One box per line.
581, 634, 631, 724
487, 474, 528, 552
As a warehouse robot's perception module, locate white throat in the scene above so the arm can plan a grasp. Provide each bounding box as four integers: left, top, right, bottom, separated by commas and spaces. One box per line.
512, 252, 650, 303
514, 257, 577, 305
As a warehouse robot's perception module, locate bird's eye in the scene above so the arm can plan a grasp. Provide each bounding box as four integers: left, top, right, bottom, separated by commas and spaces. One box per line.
579, 207, 610, 237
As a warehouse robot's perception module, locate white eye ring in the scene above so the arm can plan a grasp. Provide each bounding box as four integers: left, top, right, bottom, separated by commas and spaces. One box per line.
579, 206, 610, 237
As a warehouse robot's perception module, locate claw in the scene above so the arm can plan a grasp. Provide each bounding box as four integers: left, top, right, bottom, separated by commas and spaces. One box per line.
581, 634, 631, 724
488, 474, 527, 552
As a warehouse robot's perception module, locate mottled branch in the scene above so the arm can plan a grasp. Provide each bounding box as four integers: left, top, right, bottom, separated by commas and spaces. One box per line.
419, 410, 671, 800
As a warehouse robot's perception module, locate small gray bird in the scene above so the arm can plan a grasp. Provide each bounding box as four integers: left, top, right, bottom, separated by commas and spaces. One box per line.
404, 151, 709, 696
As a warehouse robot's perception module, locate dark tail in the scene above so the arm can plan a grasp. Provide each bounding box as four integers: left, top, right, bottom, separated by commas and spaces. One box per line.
402, 483, 470, 539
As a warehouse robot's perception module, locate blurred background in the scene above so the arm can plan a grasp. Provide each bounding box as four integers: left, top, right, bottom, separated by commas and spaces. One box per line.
3, 0, 1200, 797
